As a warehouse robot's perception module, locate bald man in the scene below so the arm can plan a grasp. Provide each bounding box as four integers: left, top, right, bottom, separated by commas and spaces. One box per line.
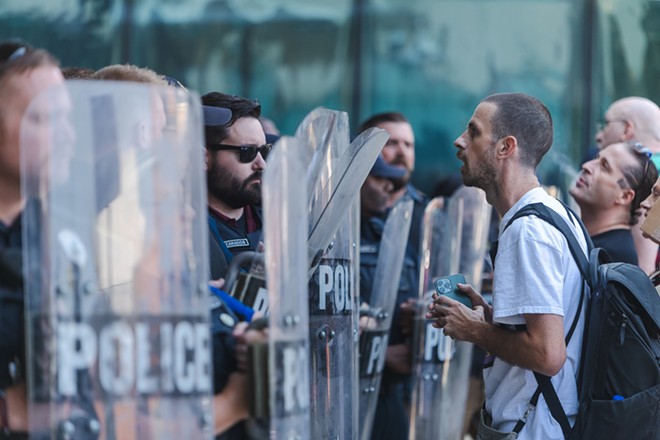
595, 96, 660, 274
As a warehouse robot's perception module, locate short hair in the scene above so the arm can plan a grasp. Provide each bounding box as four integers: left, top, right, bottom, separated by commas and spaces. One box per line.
93, 64, 166, 86
0, 40, 59, 92
618, 141, 659, 225
481, 93, 553, 169
358, 111, 409, 134
61, 66, 95, 79
0, 41, 59, 130
201, 92, 261, 145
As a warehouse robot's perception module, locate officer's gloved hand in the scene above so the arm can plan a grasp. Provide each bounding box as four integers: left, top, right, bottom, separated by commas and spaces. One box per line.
233, 314, 268, 372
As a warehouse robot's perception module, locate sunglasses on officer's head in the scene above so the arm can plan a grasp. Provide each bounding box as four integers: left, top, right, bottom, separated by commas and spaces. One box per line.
206, 143, 272, 163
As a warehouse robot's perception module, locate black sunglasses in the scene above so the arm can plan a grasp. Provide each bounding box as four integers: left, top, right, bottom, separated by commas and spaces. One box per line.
207, 143, 272, 163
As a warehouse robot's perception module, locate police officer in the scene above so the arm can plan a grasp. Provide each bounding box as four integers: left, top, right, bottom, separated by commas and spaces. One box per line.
0, 40, 64, 439
357, 113, 429, 440
202, 92, 269, 280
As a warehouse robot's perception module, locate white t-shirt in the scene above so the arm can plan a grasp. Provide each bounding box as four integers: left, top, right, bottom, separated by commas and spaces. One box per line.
483, 187, 587, 440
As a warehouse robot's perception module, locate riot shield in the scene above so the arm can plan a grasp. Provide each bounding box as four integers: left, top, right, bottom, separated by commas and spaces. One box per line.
297, 108, 387, 440
358, 198, 414, 440
20, 80, 212, 439
408, 187, 491, 440
261, 136, 311, 439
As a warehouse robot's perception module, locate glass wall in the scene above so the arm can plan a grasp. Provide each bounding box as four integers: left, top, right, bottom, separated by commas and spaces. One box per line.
2, 0, 659, 195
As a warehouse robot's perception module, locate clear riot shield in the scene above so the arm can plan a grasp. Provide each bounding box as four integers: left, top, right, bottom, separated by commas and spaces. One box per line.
20, 80, 212, 439
358, 198, 414, 440
261, 137, 311, 439
408, 187, 491, 440
298, 108, 387, 440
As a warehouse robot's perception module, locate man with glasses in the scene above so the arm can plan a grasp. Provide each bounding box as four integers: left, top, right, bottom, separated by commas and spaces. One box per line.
569, 141, 657, 264
201, 92, 269, 280
595, 97, 660, 273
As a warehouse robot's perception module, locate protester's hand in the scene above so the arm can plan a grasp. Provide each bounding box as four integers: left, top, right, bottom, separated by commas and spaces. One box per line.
209, 278, 226, 290
384, 343, 412, 375
398, 298, 417, 338
457, 283, 493, 324
233, 313, 267, 372
426, 294, 486, 341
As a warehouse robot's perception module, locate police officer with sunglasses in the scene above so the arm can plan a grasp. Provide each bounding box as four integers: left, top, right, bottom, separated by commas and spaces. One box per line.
202, 92, 269, 281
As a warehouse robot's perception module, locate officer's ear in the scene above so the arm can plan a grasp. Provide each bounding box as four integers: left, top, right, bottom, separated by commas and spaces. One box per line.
204, 147, 211, 171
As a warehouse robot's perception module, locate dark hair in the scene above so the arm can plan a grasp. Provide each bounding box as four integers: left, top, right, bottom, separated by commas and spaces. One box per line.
618, 142, 659, 225
0, 40, 59, 87
357, 111, 409, 134
61, 66, 95, 79
201, 92, 261, 144
481, 93, 553, 169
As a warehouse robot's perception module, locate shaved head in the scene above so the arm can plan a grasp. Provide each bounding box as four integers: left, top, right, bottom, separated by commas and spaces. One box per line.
596, 97, 660, 151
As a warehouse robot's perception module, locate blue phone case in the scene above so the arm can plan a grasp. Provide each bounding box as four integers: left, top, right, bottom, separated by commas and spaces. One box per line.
435, 274, 472, 308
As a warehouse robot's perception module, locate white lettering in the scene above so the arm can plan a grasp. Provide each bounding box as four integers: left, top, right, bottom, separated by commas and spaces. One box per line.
57, 322, 97, 396
174, 321, 195, 393
318, 265, 333, 310
136, 323, 157, 394
366, 334, 388, 376
334, 265, 346, 311
423, 323, 455, 362
160, 322, 174, 393
253, 287, 270, 315
99, 321, 134, 394
55, 319, 210, 396
282, 345, 309, 413
195, 323, 212, 392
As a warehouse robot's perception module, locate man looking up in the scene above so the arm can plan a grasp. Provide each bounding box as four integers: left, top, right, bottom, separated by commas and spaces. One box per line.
569, 141, 657, 264
0, 40, 64, 436
427, 93, 587, 439
201, 92, 268, 280
595, 97, 660, 273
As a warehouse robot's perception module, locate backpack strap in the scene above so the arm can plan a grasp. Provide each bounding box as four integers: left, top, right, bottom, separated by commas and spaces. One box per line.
501, 202, 590, 439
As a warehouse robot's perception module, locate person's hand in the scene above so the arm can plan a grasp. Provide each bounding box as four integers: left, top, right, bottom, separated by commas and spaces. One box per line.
384, 343, 411, 375
233, 314, 268, 372
213, 372, 249, 434
426, 293, 486, 341
398, 298, 417, 338
209, 277, 225, 290
456, 283, 492, 324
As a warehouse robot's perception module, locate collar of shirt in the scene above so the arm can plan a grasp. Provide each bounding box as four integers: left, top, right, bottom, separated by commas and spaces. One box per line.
207, 205, 258, 234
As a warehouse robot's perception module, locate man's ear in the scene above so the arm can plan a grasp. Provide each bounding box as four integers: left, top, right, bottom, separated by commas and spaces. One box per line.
498, 136, 517, 159
622, 120, 636, 140
204, 148, 211, 171
616, 187, 635, 206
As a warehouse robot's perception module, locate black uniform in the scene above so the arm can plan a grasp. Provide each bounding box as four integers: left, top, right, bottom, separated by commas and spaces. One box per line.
208, 205, 263, 280
208, 205, 262, 439
360, 185, 428, 440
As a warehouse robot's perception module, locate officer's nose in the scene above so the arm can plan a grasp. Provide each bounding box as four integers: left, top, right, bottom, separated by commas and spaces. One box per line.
253, 152, 266, 170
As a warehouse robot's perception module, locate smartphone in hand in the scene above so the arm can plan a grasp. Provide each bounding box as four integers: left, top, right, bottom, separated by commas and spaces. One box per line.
435, 274, 472, 308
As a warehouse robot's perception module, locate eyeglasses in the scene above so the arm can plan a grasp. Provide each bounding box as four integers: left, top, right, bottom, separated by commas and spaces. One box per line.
206, 143, 272, 163
595, 118, 627, 132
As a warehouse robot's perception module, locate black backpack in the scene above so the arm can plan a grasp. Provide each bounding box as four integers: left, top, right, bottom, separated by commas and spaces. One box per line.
502, 202, 660, 440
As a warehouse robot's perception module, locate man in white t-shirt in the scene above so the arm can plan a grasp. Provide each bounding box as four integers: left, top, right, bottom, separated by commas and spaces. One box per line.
426, 93, 587, 439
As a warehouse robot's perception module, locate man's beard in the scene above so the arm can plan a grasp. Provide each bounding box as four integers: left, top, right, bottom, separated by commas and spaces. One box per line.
462, 150, 496, 190
207, 162, 262, 209
388, 158, 412, 189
